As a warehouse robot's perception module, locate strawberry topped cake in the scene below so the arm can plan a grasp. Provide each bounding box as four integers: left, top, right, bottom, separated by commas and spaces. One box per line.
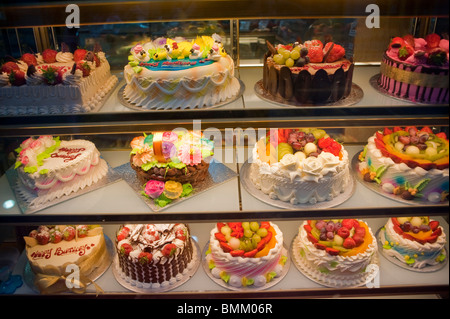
0, 43, 118, 114
205, 221, 287, 289
261, 39, 354, 104
358, 126, 449, 203
378, 33, 449, 103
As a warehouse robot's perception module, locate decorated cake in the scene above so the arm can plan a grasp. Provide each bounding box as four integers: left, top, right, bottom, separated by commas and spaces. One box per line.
378, 33, 449, 103
130, 130, 214, 207
358, 126, 449, 203
123, 34, 240, 110
262, 39, 354, 104
0, 44, 118, 114
205, 221, 287, 289
293, 219, 378, 287
249, 128, 351, 205
115, 224, 197, 289
380, 217, 447, 269
14, 136, 109, 207
23, 225, 108, 293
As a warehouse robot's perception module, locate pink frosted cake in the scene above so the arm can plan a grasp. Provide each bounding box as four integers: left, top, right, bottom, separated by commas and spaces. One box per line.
378, 33, 449, 103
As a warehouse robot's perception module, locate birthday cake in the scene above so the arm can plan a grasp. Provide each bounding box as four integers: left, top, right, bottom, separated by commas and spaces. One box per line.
123, 34, 240, 110
0, 44, 118, 114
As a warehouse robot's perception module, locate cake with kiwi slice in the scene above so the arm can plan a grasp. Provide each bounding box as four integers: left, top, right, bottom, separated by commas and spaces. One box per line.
249, 128, 351, 205
358, 126, 449, 203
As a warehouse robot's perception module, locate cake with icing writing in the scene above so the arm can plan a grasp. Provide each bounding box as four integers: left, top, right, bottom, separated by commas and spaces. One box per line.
358, 126, 449, 203
261, 39, 354, 104
293, 219, 378, 287
379, 217, 447, 269
378, 33, 449, 103
0, 43, 118, 115
249, 128, 351, 205
123, 34, 240, 110
205, 221, 287, 289
14, 136, 109, 207
23, 225, 108, 293
115, 224, 197, 289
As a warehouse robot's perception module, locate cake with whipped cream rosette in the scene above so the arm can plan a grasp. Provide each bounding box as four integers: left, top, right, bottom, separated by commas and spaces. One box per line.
379, 217, 446, 270
293, 219, 378, 287
115, 224, 197, 289
249, 128, 351, 205
123, 34, 240, 110
14, 135, 109, 207
358, 126, 449, 203
205, 221, 287, 289
0, 43, 118, 114
23, 225, 108, 293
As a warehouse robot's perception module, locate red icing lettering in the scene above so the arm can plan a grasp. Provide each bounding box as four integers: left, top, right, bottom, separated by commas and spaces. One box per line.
51, 147, 85, 162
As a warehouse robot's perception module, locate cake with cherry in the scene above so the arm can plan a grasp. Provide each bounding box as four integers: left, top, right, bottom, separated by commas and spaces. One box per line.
205, 221, 287, 289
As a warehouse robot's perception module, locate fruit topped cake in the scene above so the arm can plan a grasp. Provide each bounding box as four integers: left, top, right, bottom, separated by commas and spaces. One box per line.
378, 33, 449, 103
205, 221, 287, 289
380, 217, 447, 269
0, 43, 118, 114
293, 219, 378, 287
358, 126, 449, 203
123, 34, 240, 110
261, 39, 354, 104
249, 128, 351, 205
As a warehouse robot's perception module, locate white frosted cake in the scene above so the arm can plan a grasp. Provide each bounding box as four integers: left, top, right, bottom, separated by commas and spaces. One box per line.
123, 34, 240, 110
249, 128, 351, 205
0, 45, 118, 115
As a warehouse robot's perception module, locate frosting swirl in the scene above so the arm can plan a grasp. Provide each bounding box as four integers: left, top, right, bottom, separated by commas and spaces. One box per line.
56, 52, 74, 63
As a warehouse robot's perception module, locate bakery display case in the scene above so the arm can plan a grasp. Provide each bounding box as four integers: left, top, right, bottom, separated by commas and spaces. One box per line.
0, 0, 448, 299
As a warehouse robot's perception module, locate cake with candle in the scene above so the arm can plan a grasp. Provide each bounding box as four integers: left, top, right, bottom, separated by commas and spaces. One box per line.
122, 34, 240, 110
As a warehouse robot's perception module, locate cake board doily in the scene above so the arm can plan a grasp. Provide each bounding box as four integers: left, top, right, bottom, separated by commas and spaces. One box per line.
376, 227, 448, 273
117, 78, 245, 111
254, 80, 364, 107
112, 238, 201, 293
351, 151, 449, 206
114, 158, 237, 212
5, 158, 123, 214
23, 234, 115, 294
202, 241, 290, 291
239, 159, 356, 210
290, 235, 380, 288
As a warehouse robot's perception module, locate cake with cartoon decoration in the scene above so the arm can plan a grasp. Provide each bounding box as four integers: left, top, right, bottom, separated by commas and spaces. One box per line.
123, 34, 240, 110
378, 33, 449, 103
380, 217, 447, 269
0, 43, 118, 114
358, 126, 449, 203
205, 221, 287, 289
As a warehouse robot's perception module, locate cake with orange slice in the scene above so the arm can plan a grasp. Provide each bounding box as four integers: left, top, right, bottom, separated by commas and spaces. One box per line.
293, 219, 378, 287
380, 217, 447, 269
205, 221, 287, 288
358, 126, 449, 203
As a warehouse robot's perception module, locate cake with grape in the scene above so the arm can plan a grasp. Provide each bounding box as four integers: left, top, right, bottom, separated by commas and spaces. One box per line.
261, 39, 354, 104
249, 128, 351, 205
378, 33, 448, 103
293, 219, 378, 287
205, 221, 287, 289
123, 34, 240, 110
380, 217, 446, 269
358, 126, 449, 203
115, 224, 197, 289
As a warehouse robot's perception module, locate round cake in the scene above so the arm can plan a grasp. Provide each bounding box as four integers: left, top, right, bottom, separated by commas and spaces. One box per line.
249, 128, 351, 205
262, 39, 354, 104
115, 224, 197, 289
358, 126, 449, 203
380, 217, 447, 269
378, 33, 449, 103
123, 34, 240, 110
293, 219, 378, 287
23, 225, 108, 293
205, 221, 287, 289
